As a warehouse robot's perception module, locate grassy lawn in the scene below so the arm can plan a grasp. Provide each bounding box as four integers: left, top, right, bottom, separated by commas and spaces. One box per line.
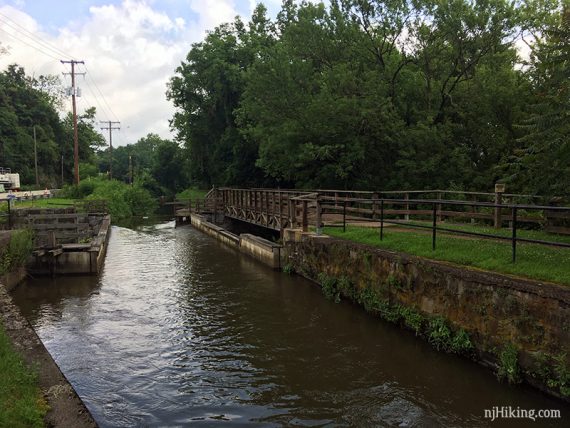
0, 323, 47, 428
324, 225, 570, 285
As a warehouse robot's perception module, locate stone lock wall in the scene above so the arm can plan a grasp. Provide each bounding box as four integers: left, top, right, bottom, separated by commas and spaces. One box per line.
282, 231, 570, 399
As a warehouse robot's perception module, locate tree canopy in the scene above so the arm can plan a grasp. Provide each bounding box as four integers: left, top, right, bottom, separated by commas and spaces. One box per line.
168, 0, 570, 197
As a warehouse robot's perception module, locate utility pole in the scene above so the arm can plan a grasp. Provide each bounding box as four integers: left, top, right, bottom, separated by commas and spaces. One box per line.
61, 59, 85, 185
100, 120, 120, 179
129, 154, 133, 185
33, 125, 39, 187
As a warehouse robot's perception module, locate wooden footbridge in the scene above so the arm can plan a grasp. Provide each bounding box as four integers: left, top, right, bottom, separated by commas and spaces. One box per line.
172, 187, 570, 239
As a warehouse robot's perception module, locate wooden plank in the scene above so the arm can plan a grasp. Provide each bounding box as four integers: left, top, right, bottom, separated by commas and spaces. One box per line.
545, 211, 570, 219
544, 226, 570, 235
31, 224, 88, 230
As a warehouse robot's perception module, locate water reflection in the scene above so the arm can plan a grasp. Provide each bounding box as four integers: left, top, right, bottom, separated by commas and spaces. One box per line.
11, 222, 568, 427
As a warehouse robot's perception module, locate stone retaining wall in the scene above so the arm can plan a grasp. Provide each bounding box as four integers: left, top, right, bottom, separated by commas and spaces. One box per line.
282, 229, 570, 400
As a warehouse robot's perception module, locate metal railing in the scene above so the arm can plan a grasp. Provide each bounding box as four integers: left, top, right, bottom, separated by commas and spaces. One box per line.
321, 198, 570, 263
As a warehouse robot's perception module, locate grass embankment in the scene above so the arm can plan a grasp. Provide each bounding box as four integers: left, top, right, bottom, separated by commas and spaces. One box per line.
8, 198, 76, 209
324, 223, 570, 285
0, 324, 47, 427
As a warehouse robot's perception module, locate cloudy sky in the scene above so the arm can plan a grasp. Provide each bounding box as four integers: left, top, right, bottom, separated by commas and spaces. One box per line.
0, 0, 282, 146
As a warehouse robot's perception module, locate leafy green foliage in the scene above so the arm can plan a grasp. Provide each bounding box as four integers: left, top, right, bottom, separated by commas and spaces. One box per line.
497, 343, 522, 384
317, 272, 341, 303
0, 229, 33, 275
428, 317, 453, 351
60, 178, 157, 220
85, 179, 157, 219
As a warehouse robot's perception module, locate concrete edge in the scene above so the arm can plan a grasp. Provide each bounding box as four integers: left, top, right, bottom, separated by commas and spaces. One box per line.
0, 282, 98, 427
189, 215, 282, 269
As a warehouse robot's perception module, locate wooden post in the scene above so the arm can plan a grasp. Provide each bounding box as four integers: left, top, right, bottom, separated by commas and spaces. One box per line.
213, 193, 217, 223
405, 192, 410, 221
437, 192, 442, 222
278, 191, 283, 230
372, 192, 378, 220
494, 183, 505, 229
302, 200, 308, 232
290, 198, 297, 227
265, 191, 269, 226
508, 196, 514, 229
316, 195, 322, 234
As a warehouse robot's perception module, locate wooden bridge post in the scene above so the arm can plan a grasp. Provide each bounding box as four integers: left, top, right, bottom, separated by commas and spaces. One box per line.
289, 198, 297, 228
264, 191, 269, 226
316, 195, 322, 233
302, 200, 308, 232
213, 192, 218, 223
278, 191, 283, 230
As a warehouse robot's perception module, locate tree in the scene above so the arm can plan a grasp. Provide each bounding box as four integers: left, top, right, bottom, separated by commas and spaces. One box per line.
509, 2, 570, 196
167, 6, 273, 187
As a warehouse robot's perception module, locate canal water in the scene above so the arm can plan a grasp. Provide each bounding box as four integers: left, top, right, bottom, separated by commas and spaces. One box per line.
12, 221, 568, 427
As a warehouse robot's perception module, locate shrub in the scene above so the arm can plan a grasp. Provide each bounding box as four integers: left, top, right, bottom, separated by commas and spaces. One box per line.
0, 229, 33, 275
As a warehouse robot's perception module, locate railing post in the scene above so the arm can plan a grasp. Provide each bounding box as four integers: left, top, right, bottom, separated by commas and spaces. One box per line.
213, 192, 217, 223
278, 191, 283, 230
432, 202, 437, 251
508, 196, 514, 229
437, 192, 442, 222
302, 200, 308, 232
372, 192, 378, 220
405, 192, 410, 221
343, 200, 346, 233
316, 195, 322, 234
290, 198, 297, 227
265, 191, 269, 226
512, 206, 517, 263
380, 199, 384, 240
494, 184, 505, 229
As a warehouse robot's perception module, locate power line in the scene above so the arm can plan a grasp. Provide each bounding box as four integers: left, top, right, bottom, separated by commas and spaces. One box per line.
0, 27, 61, 61
83, 65, 120, 122
0, 12, 73, 59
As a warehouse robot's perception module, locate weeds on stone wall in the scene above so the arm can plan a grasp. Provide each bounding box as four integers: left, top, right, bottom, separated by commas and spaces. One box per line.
0, 229, 33, 276
282, 263, 294, 275
533, 352, 570, 397
317, 273, 340, 303
315, 271, 474, 357
497, 344, 522, 384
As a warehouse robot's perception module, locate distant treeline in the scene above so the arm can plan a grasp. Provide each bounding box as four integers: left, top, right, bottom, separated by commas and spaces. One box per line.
0, 61, 186, 196
167, 0, 569, 197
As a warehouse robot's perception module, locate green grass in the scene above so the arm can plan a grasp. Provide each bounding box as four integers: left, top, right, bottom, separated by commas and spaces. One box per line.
175, 187, 208, 201
325, 225, 570, 285
0, 323, 47, 428
6, 198, 76, 210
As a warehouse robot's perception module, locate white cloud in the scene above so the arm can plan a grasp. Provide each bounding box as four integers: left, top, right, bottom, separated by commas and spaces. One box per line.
0, 0, 244, 146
